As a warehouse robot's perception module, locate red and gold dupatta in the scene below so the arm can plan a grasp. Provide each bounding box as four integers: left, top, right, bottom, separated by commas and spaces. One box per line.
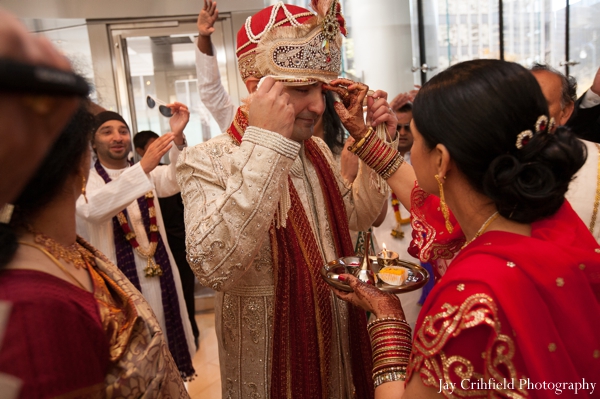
227, 109, 373, 399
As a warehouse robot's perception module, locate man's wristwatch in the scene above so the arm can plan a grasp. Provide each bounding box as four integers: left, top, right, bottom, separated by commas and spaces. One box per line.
176, 136, 187, 151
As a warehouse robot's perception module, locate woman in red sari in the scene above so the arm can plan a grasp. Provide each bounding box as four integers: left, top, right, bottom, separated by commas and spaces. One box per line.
327, 59, 600, 398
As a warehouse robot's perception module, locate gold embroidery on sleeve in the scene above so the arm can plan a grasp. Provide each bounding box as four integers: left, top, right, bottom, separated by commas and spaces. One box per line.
409, 293, 529, 398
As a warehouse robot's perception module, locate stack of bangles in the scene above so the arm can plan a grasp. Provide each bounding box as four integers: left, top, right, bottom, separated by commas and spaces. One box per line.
348, 127, 404, 180
367, 317, 413, 388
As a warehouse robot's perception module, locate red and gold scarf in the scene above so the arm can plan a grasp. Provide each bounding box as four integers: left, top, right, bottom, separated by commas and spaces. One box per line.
227, 109, 373, 399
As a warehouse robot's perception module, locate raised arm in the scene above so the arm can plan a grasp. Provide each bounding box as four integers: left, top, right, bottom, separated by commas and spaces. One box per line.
326, 79, 416, 210
176, 78, 297, 291
76, 163, 153, 224
195, 0, 236, 131
151, 102, 189, 197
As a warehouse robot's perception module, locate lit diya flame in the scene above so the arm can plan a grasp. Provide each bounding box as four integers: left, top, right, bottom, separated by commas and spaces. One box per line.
382, 243, 388, 258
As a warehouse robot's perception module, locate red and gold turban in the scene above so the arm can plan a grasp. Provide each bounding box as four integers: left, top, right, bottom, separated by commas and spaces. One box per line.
236, 0, 346, 84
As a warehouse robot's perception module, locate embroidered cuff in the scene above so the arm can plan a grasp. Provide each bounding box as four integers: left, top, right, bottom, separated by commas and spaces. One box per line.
243, 126, 301, 160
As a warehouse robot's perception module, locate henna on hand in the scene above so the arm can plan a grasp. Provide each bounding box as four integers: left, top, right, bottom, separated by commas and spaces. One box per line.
333, 274, 406, 320
323, 79, 370, 140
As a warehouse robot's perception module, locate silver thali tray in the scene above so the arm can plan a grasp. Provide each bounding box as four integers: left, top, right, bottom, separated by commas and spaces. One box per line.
321, 256, 430, 294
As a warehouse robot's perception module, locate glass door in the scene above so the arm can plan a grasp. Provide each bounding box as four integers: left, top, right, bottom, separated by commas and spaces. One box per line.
411, 0, 501, 85
568, 0, 600, 97
502, 0, 565, 69
110, 17, 240, 148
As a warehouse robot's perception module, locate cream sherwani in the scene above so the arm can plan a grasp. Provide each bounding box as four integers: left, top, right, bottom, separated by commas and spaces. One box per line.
567, 139, 600, 242
76, 146, 195, 359
177, 127, 389, 399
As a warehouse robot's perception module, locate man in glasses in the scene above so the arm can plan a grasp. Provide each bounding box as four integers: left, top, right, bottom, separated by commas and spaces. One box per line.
75, 108, 198, 379
177, 1, 394, 397
395, 103, 414, 157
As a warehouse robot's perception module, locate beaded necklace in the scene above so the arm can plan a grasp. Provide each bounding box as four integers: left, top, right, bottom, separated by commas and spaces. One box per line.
116, 191, 163, 277
26, 226, 93, 270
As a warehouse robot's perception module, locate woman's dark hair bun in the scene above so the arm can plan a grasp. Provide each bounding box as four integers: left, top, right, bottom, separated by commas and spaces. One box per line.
413, 59, 587, 223
484, 126, 586, 223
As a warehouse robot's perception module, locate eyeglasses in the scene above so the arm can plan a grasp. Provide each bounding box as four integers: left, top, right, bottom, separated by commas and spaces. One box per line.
397, 123, 411, 132
146, 95, 173, 117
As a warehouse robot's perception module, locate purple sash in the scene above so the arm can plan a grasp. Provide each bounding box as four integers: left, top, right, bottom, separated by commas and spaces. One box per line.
94, 160, 194, 380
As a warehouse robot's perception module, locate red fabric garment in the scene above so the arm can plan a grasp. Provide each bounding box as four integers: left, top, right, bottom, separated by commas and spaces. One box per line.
408, 182, 464, 279
236, 4, 314, 58
228, 110, 373, 398
267, 140, 374, 398
0, 269, 109, 399
407, 201, 600, 398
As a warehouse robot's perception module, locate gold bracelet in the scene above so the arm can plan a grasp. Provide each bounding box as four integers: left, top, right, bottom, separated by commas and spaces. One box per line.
380, 153, 405, 180
349, 127, 374, 153
367, 316, 408, 329
373, 370, 407, 388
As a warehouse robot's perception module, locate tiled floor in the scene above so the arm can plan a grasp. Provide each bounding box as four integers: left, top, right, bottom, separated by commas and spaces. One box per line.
187, 312, 222, 398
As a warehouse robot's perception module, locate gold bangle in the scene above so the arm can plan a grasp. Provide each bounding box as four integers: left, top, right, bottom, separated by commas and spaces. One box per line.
383, 154, 405, 178
368, 317, 408, 329
349, 127, 374, 153
373, 370, 407, 388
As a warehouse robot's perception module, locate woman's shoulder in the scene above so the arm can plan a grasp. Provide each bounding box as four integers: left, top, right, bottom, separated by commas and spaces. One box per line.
0, 269, 95, 306
0, 269, 104, 338
0, 270, 109, 399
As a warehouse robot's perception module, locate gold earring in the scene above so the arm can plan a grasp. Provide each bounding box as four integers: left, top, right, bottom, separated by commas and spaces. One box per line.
435, 174, 453, 233
81, 175, 88, 204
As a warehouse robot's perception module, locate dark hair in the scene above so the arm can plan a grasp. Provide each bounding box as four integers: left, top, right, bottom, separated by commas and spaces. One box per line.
413, 59, 586, 223
530, 63, 578, 107
133, 130, 160, 150
323, 91, 346, 154
395, 102, 413, 113
0, 103, 95, 268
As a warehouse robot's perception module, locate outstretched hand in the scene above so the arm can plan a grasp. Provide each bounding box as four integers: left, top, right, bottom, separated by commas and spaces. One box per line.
248, 77, 295, 139
389, 87, 420, 111
324, 78, 369, 140
197, 0, 218, 37
167, 102, 189, 145
332, 274, 405, 320
140, 133, 174, 174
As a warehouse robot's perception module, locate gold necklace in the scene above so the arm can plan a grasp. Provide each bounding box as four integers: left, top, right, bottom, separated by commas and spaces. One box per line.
27, 227, 92, 270
461, 212, 499, 250
589, 143, 600, 234
18, 241, 87, 290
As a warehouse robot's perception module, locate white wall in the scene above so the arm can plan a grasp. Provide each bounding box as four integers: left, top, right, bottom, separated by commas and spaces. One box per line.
347, 0, 416, 98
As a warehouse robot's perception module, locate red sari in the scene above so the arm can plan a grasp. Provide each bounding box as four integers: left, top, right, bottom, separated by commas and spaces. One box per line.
406, 186, 600, 398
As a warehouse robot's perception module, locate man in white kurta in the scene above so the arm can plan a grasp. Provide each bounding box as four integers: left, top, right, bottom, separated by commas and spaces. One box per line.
75, 110, 196, 371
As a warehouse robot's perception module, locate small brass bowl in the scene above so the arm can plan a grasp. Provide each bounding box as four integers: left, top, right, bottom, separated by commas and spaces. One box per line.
376, 251, 400, 268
